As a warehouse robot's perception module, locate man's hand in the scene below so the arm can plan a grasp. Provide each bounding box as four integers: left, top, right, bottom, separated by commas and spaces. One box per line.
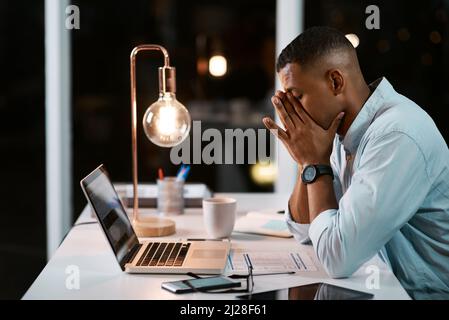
263, 91, 344, 167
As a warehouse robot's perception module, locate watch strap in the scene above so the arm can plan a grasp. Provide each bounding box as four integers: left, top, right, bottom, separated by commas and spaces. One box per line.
314, 165, 334, 179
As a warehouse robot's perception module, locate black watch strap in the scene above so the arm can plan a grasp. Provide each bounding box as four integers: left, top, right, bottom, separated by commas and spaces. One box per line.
315, 165, 334, 179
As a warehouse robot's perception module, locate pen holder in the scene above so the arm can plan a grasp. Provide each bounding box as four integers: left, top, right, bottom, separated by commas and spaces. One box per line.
157, 177, 185, 216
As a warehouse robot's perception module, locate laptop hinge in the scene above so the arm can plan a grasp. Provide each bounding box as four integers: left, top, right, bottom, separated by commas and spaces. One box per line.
121, 243, 142, 270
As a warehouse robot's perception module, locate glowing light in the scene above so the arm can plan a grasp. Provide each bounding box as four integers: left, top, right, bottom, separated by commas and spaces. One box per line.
430, 31, 442, 44
197, 58, 208, 75
345, 34, 360, 48
142, 93, 191, 147
250, 162, 277, 186
377, 39, 390, 53
156, 105, 177, 135
209, 55, 227, 77
397, 28, 410, 42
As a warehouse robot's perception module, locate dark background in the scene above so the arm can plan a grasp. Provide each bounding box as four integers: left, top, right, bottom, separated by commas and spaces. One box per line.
0, 0, 448, 299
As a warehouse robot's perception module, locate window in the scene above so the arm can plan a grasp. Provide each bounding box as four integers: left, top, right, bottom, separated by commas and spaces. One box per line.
72, 0, 276, 216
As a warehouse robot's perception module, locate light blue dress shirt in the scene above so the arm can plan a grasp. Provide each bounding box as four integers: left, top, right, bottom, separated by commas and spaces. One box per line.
286, 78, 449, 299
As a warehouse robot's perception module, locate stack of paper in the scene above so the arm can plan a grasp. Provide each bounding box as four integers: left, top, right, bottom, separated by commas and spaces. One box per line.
234, 211, 292, 238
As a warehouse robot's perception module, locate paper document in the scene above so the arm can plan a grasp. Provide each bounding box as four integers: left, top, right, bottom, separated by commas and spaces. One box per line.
226, 248, 317, 274
234, 211, 292, 238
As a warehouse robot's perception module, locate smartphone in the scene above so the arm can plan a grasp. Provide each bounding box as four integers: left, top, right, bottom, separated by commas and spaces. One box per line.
162, 276, 241, 294
237, 282, 374, 300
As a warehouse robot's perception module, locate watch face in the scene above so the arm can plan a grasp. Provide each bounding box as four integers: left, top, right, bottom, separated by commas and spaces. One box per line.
303, 166, 317, 182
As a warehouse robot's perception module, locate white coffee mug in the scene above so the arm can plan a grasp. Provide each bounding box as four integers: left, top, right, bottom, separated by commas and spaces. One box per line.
202, 197, 237, 239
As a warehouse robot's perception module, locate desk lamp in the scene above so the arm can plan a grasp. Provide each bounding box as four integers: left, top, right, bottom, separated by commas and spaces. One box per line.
130, 45, 191, 237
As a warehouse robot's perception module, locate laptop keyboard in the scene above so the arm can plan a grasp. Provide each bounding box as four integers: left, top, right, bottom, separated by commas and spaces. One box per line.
136, 242, 191, 267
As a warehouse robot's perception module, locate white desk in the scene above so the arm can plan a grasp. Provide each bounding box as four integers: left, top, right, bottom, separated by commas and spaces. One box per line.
23, 193, 410, 300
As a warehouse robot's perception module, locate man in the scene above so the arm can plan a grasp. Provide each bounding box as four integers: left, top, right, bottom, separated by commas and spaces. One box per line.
263, 26, 449, 299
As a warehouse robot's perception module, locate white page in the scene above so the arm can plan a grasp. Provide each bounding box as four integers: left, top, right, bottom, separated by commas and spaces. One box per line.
226, 248, 317, 274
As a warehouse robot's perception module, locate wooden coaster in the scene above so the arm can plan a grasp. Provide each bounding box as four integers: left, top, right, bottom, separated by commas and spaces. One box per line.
133, 216, 176, 237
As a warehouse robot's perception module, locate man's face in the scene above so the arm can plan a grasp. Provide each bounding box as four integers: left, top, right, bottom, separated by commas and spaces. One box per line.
278, 62, 342, 130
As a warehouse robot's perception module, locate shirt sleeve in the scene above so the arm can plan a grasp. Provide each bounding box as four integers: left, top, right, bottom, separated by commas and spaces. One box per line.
308, 132, 432, 278
285, 205, 311, 244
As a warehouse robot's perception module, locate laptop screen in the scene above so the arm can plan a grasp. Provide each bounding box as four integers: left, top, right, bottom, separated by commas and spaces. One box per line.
80, 165, 139, 268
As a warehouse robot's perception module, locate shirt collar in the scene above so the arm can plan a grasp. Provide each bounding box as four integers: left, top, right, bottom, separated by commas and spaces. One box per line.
340, 77, 394, 154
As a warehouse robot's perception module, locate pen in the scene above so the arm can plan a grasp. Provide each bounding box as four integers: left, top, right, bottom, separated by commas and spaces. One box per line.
227, 271, 295, 278
176, 164, 191, 181
158, 168, 164, 180
181, 165, 190, 180
176, 168, 185, 182
253, 271, 296, 276
176, 164, 185, 178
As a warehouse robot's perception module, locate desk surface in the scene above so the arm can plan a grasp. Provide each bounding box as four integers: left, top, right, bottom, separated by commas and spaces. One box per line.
23, 193, 410, 300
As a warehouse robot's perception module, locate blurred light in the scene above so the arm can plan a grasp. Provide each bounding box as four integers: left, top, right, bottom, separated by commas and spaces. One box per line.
429, 31, 442, 44
397, 28, 411, 42
345, 34, 360, 48
197, 57, 208, 75
250, 162, 277, 186
331, 10, 344, 24
377, 39, 390, 53
421, 53, 433, 66
209, 55, 227, 77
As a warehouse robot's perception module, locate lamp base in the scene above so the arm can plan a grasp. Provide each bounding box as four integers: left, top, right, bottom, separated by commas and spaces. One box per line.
133, 216, 176, 237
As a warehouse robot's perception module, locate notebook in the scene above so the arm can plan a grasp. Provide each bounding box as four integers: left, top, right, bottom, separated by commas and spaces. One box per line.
234, 211, 293, 238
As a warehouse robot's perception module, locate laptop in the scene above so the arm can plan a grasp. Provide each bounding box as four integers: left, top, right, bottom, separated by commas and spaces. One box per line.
80, 164, 230, 274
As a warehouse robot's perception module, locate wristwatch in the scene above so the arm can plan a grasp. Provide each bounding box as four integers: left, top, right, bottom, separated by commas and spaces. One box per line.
301, 164, 334, 184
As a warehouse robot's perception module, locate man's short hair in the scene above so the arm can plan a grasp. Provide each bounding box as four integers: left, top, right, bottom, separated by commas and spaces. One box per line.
276, 26, 354, 72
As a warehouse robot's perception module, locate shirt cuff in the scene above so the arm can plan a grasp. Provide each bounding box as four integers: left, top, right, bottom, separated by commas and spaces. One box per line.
285, 207, 311, 244
309, 209, 338, 247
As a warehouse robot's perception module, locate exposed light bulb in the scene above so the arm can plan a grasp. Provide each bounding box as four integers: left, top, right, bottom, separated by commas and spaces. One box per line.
209, 55, 227, 77
345, 33, 360, 48
143, 92, 191, 147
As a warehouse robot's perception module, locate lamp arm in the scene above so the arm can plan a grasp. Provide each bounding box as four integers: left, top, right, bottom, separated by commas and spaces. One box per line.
129, 45, 171, 223
130, 44, 170, 68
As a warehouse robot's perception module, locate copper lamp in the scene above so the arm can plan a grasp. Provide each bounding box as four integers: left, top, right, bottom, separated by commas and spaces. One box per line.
129, 45, 191, 237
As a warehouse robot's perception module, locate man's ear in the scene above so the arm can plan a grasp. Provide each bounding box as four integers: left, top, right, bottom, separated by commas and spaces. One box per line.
327, 69, 345, 95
